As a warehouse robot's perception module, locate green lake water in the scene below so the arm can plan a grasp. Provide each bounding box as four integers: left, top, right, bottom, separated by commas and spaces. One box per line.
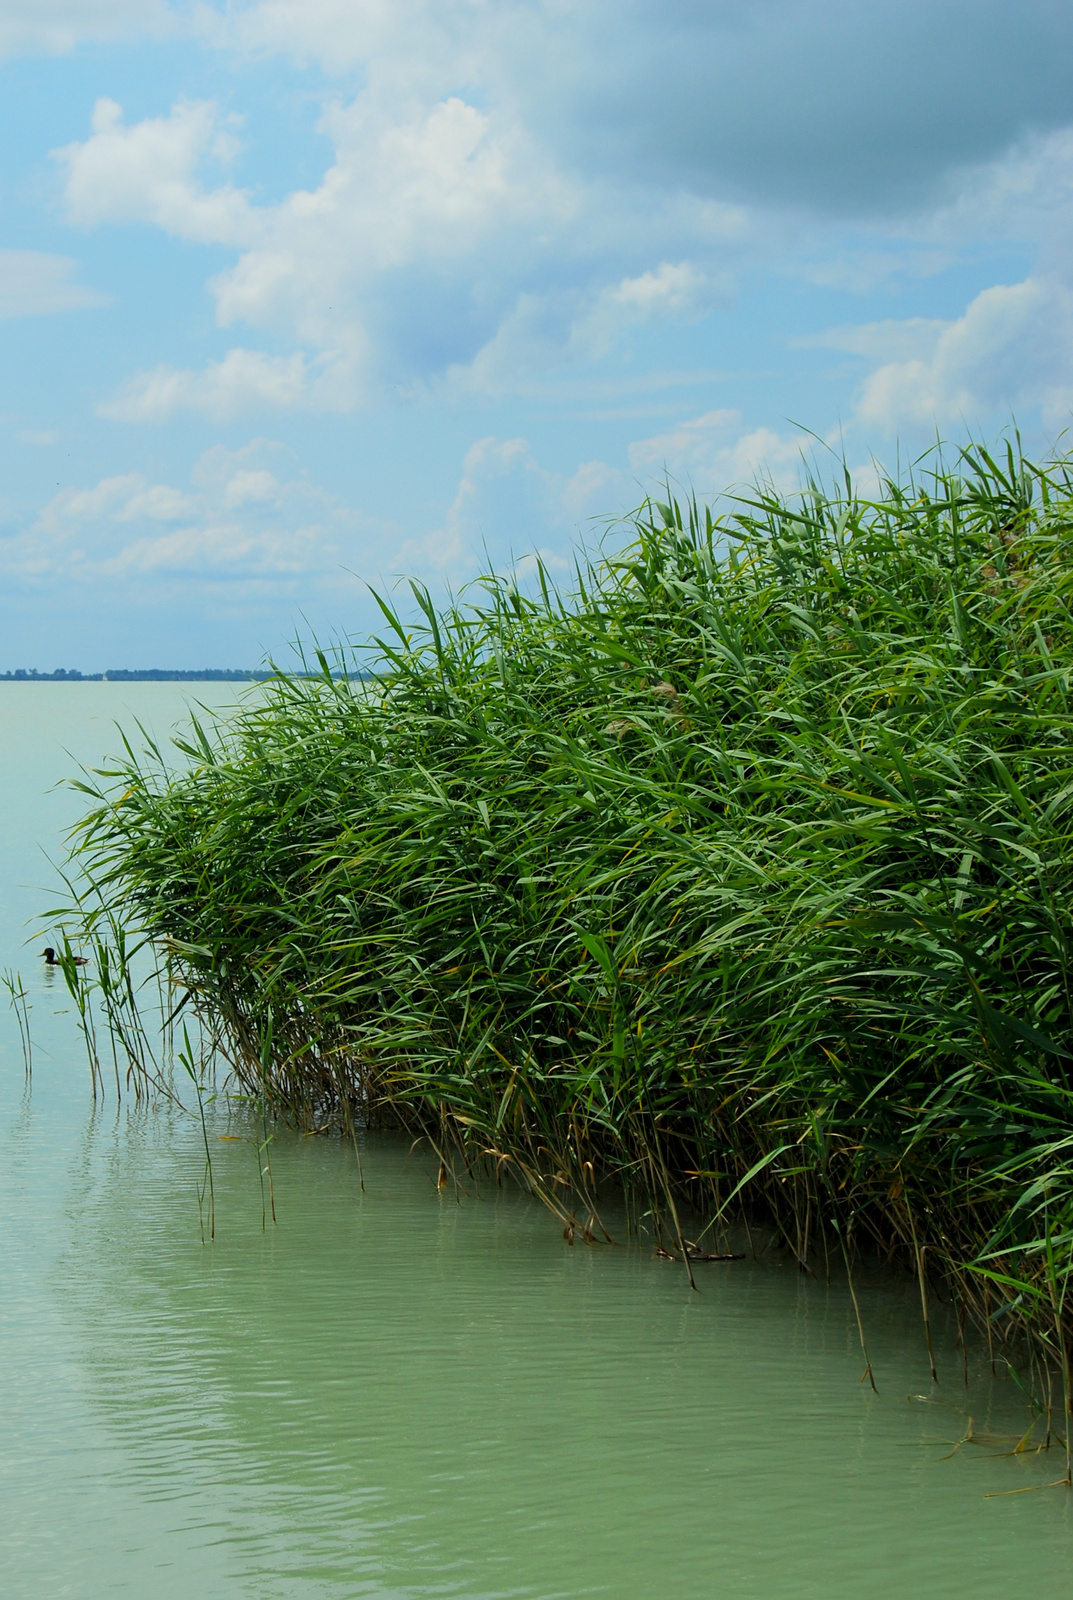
2, 685, 1073, 1598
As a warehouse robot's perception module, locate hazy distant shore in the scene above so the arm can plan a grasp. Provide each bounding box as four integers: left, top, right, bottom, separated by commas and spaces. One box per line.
0, 668, 269, 682
0, 669, 367, 682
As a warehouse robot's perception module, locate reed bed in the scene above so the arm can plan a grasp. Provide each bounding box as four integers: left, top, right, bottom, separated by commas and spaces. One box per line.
63, 440, 1073, 1400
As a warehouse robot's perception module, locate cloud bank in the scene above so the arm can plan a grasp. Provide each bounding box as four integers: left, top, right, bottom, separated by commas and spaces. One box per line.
3, 0, 1073, 666
43, 1, 1073, 429
2, 441, 372, 598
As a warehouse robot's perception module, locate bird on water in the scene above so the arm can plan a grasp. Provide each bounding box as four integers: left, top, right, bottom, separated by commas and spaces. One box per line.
41, 947, 88, 967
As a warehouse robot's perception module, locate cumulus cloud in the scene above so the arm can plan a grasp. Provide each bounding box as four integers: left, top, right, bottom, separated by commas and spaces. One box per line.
56, 97, 252, 243
565, 262, 732, 364
54, 0, 1073, 425
98, 348, 354, 421
210, 91, 577, 374
222, 468, 279, 508
27, 2, 1073, 219
920, 127, 1073, 252
34, 2, 1073, 440
59, 89, 750, 413
60, 90, 606, 403
404, 416, 835, 586
401, 437, 547, 573
2, 430, 624, 612
206, 0, 1073, 215
561, 459, 626, 517
628, 410, 809, 494
441, 265, 734, 398
0, 249, 109, 318
804, 278, 1073, 434
2, 441, 374, 593
398, 415, 830, 586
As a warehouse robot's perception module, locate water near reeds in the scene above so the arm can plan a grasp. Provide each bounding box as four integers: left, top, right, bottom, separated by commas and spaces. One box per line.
3, 685, 1073, 1598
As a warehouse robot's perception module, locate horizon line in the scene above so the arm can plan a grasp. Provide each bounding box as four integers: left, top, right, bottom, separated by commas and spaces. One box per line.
0, 668, 369, 682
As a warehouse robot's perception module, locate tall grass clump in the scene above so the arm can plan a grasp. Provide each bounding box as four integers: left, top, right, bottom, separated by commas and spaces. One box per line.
65, 439, 1073, 1380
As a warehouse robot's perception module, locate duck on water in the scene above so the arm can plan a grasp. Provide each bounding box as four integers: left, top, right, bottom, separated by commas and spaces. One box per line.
41, 947, 88, 967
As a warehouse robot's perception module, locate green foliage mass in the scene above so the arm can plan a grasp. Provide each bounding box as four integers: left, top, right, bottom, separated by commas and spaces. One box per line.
70, 441, 1073, 1356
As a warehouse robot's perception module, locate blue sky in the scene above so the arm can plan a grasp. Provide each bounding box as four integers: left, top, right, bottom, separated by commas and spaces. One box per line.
1, 0, 1072, 669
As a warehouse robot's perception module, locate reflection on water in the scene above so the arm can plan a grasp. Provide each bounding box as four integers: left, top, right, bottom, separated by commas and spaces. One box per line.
2, 687, 1073, 1599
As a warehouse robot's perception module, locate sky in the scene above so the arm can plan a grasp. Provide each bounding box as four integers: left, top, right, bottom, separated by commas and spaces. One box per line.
1, 0, 1072, 670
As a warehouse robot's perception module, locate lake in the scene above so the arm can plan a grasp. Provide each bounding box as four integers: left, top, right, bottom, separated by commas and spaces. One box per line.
2, 684, 1072, 1598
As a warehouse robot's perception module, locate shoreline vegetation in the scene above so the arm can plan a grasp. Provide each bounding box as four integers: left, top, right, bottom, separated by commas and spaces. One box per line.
61, 440, 1073, 1429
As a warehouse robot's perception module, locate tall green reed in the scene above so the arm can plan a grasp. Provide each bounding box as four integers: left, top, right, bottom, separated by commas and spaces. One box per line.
57, 438, 1073, 1389
1, 969, 32, 1079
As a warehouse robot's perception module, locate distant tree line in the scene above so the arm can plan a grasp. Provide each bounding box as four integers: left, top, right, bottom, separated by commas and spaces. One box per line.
0, 668, 364, 682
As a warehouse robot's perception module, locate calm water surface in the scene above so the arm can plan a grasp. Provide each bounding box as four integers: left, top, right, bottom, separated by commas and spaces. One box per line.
2, 685, 1073, 1598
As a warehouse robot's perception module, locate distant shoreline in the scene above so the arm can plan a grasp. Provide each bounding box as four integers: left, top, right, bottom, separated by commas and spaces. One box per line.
0, 669, 271, 682
0, 669, 366, 682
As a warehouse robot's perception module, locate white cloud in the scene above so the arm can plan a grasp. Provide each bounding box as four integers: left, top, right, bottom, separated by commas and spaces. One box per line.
62, 35, 1073, 430
223, 469, 279, 508
798, 318, 952, 363
56, 97, 252, 244
207, 90, 577, 366
439, 265, 736, 398
851, 277, 1073, 432
56, 89, 757, 411
114, 483, 197, 521
606, 262, 717, 319
41, 472, 145, 531
629, 410, 809, 494
922, 128, 1073, 252
0, 249, 109, 318
629, 408, 738, 474
97, 348, 353, 421
203, 2, 1073, 218
567, 262, 731, 362
2, 441, 375, 591
35, 7, 1073, 444
0, 0, 170, 58
196, 0, 434, 74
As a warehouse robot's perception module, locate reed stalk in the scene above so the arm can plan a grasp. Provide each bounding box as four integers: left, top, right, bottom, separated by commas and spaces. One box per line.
55, 436, 1073, 1364
2, 969, 32, 1079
